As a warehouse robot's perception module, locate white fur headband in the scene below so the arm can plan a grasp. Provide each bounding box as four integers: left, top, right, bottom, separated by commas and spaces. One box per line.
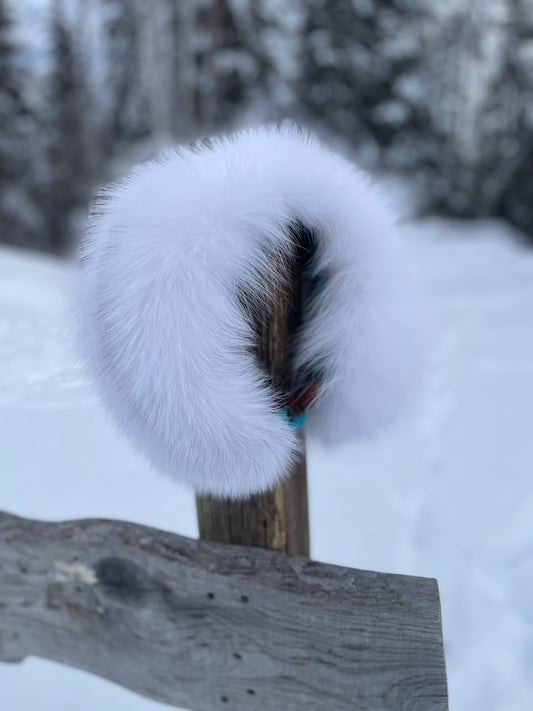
77, 125, 421, 498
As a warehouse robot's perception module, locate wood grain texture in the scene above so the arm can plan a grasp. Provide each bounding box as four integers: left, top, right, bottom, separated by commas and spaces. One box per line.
197, 224, 314, 556
0, 511, 448, 710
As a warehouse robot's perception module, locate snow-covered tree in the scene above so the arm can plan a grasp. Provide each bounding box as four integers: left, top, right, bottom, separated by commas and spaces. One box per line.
1, 0, 533, 251
298, 0, 429, 163
0, 0, 40, 248
43, 0, 90, 253
299, 0, 377, 147
404, 2, 524, 217
166, 0, 301, 136
498, 0, 533, 240
246, 0, 303, 120
295, 0, 533, 238
170, 0, 273, 133
101, 0, 150, 152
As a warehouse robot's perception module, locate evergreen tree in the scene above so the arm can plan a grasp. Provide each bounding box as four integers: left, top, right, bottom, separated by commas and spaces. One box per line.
0, 0, 38, 248
175, 0, 253, 132
169, 0, 296, 136
402, 1, 532, 224
247, 0, 302, 120
44, 0, 89, 253
298, 0, 427, 160
209, 0, 249, 126
300, 0, 376, 146
499, 0, 533, 240
102, 0, 150, 152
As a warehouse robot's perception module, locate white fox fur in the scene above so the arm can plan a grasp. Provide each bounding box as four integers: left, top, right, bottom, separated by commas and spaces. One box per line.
77, 124, 421, 498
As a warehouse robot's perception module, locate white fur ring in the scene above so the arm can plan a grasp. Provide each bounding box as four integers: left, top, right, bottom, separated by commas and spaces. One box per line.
77, 124, 421, 498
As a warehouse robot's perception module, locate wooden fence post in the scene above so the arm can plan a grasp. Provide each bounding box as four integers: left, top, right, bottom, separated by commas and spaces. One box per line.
196, 224, 312, 556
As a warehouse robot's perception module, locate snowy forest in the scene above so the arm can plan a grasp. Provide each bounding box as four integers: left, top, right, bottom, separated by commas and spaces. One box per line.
1, 0, 533, 254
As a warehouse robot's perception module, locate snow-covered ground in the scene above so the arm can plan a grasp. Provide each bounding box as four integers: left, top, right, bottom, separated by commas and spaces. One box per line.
1, 217, 532, 711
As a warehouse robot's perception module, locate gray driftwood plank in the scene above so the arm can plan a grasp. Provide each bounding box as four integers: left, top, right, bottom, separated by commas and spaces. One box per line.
0, 510, 448, 710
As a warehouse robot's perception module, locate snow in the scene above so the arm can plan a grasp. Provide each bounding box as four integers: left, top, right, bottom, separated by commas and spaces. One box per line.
1, 217, 533, 710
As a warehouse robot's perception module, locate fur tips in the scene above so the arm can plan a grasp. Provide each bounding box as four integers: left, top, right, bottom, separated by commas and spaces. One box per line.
76, 124, 421, 498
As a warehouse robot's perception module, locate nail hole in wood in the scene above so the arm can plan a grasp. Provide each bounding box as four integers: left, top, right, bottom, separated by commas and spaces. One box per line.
207, 592, 215, 600
240, 595, 249, 603
233, 653, 241, 660
220, 696, 228, 703
247, 688, 256, 695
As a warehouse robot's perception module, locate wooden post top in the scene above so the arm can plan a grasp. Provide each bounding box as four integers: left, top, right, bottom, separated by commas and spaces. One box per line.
196, 223, 316, 556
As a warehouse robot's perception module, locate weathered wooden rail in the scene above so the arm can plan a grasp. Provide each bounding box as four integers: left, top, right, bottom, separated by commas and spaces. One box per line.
0, 510, 448, 710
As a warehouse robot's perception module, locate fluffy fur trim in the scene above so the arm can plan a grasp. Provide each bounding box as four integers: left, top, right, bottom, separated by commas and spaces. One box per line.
77, 124, 421, 498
